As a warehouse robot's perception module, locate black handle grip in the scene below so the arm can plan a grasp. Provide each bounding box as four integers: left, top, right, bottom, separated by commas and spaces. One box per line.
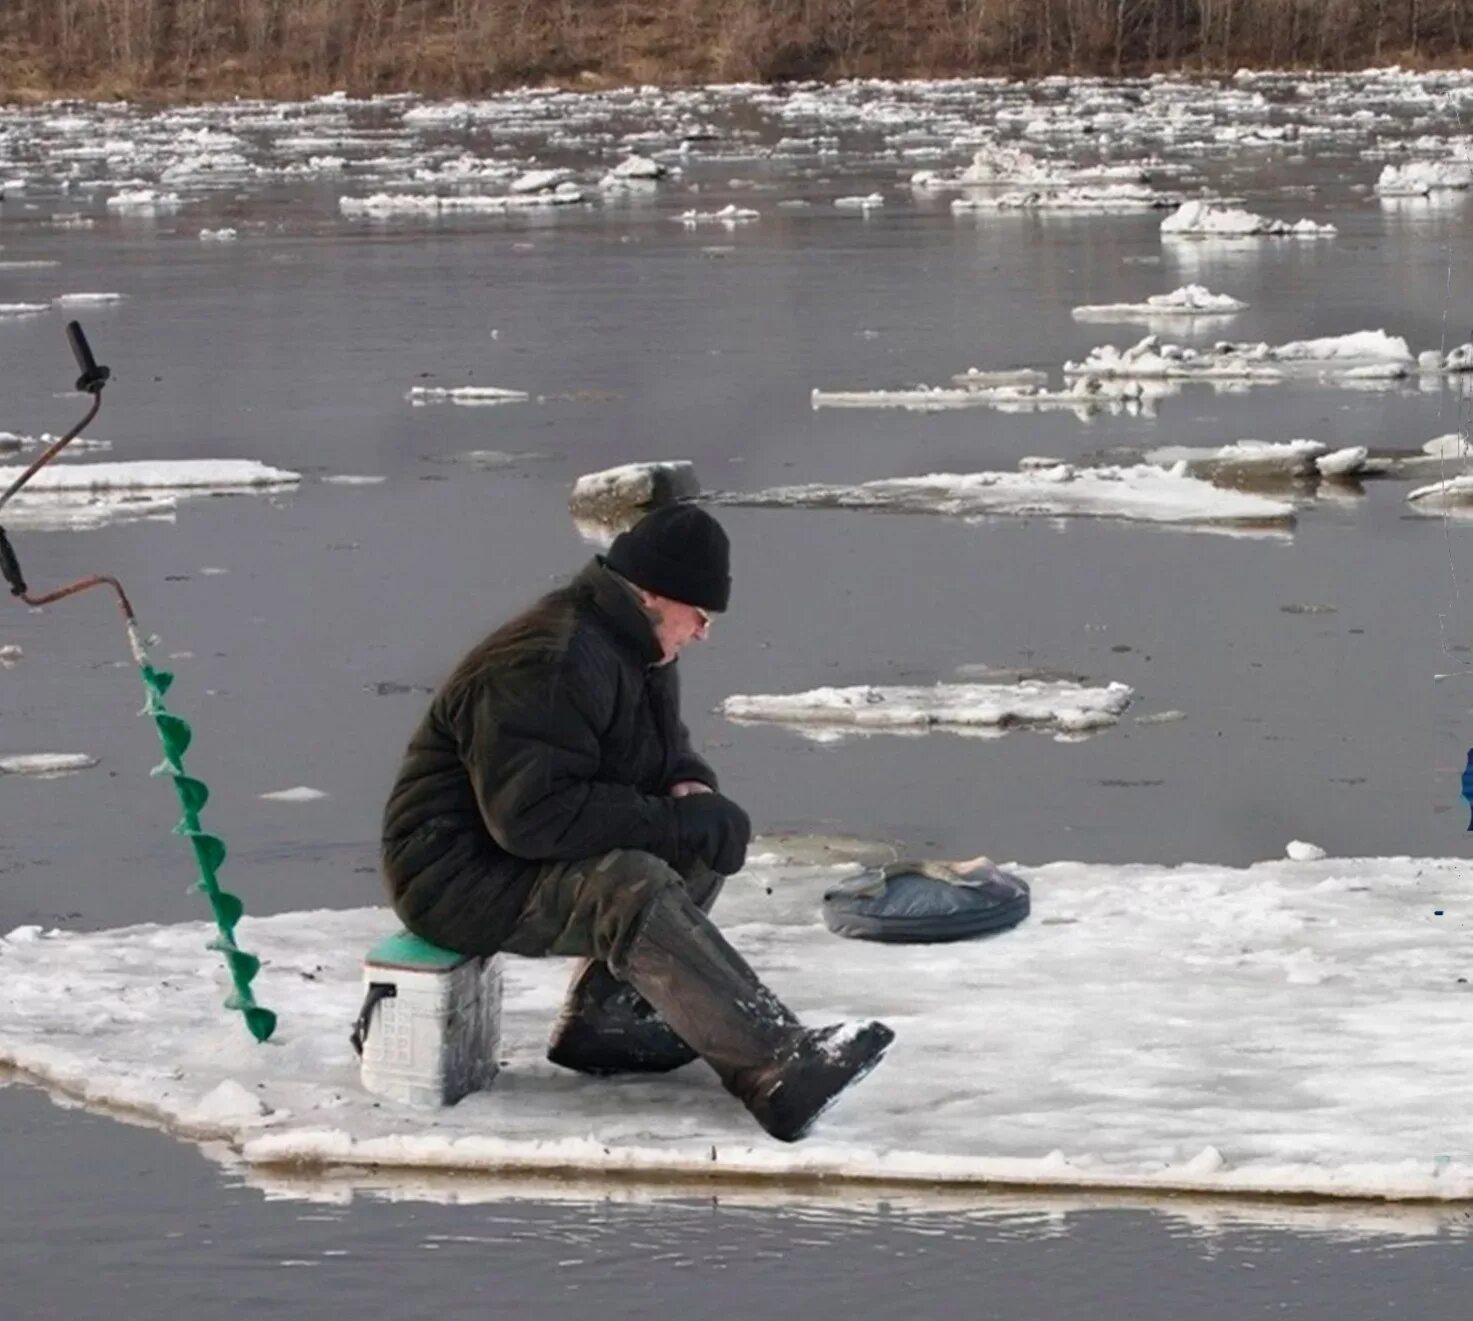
65, 321, 111, 395
0, 526, 28, 597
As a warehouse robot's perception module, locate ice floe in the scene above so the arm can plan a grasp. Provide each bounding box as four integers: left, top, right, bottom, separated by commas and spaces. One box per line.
677, 205, 759, 226
811, 377, 1153, 418
720, 679, 1134, 740
953, 183, 1184, 212
569, 461, 700, 519
1161, 200, 1336, 237
0, 645, 21, 667
0, 459, 300, 493
53, 292, 122, 305
259, 786, 329, 803
405, 385, 528, 405
1141, 440, 1370, 484
105, 188, 182, 212
5, 847, 1473, 1201
1072, 285, 1246, 321
199, 227, 238, 242
0, 753, 98, 777
1064, 331, 1418, 381
719, 462, 1294, 532
1375, 161, 1473, 195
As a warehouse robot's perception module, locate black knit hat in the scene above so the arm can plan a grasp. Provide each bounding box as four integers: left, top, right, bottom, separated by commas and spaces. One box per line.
606, 505, 731, 612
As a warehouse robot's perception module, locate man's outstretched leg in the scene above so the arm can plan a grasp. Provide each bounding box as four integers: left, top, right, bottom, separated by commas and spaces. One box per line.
611, 884, 894, 1144
546, 863, 724, 1076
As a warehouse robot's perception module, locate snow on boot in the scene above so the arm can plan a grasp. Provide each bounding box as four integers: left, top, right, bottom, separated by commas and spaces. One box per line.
546, 959, 698, 1076
738, 1020, 895, 1144
615, 887, 894, 1143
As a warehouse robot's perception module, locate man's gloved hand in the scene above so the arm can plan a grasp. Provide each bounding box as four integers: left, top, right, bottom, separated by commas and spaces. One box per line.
674, 792, 751, 875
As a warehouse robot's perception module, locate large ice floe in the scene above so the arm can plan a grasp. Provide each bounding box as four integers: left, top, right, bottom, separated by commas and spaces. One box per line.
720, 679, 1133, 741
951, 183, 1185, 212
1374, 161, 1473, 195
405, 385, 529, 406
1160, 200, 1336, 237
4, 846, 1472, 1202
719, 462, 1294, 533
1141, 440, 1371, 485
1072, 285, 1247, 322
1063, 331, 1425, 382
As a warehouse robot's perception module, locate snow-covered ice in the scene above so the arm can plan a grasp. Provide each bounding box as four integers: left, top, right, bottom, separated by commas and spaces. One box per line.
0, 753, 99, 777
259, 786, 329, 803
721, 463, 1295, 533
569, 461, 700, 519
1065, 331, 1416, 381
812, 377, 1151, 418
53, 292, 123, 305
0, 302, 50, 317
1375, 161, 1472, 195
953, 183, 1183, 212
1072, 285, 1246, 322
0, 459, 300, 494
4, 848, 1473, 1202
199, 227, 238, 242
677, 205, 759, 226
720, 679, 1134, 740
1161, 200, 1336, 237
105, 189, 182, 212
1141, 439, 1369, 484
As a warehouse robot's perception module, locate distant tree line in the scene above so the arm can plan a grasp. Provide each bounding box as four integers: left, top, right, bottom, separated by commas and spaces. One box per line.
2, 1, 1471, 100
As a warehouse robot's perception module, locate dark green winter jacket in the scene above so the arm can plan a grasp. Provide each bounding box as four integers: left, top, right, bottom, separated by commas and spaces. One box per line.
381, 558, 719, 953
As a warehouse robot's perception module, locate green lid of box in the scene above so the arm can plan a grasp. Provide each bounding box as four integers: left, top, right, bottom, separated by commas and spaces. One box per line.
366, 929, 471, 971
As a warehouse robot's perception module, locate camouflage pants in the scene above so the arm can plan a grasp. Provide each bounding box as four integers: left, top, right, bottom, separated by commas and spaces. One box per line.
497, 849, 724, 972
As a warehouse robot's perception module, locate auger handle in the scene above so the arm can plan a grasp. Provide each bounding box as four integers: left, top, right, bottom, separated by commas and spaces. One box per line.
66, 320, 110, 395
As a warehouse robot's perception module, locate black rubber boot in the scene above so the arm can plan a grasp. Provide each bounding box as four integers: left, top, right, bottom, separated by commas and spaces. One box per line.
616, 888, 895, 1143
547, 866, 725, 1077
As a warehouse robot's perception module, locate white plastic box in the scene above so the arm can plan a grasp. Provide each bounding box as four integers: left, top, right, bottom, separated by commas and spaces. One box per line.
358, 931, 504, 1108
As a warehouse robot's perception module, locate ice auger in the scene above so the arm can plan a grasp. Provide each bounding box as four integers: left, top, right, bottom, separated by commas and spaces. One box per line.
0, 323, 276, 1042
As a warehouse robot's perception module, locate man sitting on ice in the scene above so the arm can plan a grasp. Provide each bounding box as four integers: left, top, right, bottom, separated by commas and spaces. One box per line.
381, 505, 892, 1142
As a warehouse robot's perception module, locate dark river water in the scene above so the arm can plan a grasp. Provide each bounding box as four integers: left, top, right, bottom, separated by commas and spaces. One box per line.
2, 78, 1472, 1315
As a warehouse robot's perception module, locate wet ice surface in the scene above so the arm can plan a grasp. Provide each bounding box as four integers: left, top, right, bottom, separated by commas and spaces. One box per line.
4, 848, 1472, 1201
4, 66, 1473, 1305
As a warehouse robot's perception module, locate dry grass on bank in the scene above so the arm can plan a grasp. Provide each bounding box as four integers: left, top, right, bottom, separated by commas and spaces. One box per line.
2, 1, 1472, 103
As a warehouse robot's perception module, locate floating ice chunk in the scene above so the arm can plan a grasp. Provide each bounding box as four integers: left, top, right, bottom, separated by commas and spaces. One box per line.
259, 786, 328, 803
812, 376, 1149, 417
54, 292, 122, 305
510, 168, 573, 194
610, 155, 667, 180
0, 303, 49, 317
677, 205, 759, 226
1066, 331, 1412, 380
1287, 841, 1328, 862
570, 461, 700, 519
0, 459, 300, 493
0, 491, 177, 530
1375, 162, 1472, 195
834, 193, 884, 210
1316, 447, 1369, 477
0, 753, 98, 777
199, 228, 238, 242
1418, 344, 1473, 374
955, 183, 1182, 211
321, 474, 386, 486
0, 645, 21, 667
1142, 439, 1328, 482
1072, 285, 1246, 321
722, 463, 1295, 532
106, 189, 182, 212
1407, 475, 1473, 508
721, 679, 1134, 739
1161, 200, 1335, 237
406, 385, 528, 405
953, 144, 1151, 187
340, 189, 585, 216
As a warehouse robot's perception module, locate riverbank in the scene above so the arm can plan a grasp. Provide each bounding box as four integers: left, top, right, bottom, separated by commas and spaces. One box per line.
2, 0, 1471, 104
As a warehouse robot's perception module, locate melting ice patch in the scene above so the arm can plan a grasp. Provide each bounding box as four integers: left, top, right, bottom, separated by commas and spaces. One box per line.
3, 850, 1473, 1202
406, 385, 528, 405
811, 377, 1154, 418
952, 183, 1183, 212
720, 679, 1133, 740
720, 463, 1295, 532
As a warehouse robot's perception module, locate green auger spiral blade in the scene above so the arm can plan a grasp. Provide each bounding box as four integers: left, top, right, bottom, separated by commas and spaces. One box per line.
136, 657, 276, 1043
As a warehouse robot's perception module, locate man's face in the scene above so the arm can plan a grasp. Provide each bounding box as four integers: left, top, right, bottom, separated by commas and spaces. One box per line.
640, 591, 713, 664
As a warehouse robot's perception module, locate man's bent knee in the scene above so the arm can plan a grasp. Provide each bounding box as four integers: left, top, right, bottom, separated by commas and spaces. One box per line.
580, 850, 682, 968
